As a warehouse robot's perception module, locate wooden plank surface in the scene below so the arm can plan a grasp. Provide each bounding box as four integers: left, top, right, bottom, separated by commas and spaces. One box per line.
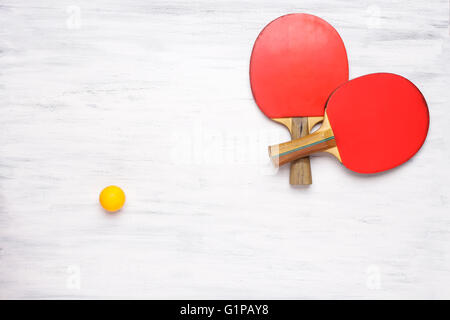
0, 0, 449, 299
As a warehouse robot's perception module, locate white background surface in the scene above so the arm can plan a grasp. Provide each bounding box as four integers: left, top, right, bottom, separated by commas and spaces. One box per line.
0, 0, 449, 299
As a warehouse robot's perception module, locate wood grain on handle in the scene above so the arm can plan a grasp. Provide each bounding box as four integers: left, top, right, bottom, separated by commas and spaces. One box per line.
269, 126, 336, 167
289, 117, 312, 185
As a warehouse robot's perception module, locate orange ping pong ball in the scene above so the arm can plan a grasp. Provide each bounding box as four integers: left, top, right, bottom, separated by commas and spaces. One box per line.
99, 186, 126, 212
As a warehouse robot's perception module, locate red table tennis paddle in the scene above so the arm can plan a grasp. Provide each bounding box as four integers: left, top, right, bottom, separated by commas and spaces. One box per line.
250, 13, 348, 184
268, 73, 429, 174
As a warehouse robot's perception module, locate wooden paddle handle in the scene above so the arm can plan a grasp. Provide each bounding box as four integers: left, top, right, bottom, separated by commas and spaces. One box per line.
289, 118, 312, 185
269, 128, 336, 167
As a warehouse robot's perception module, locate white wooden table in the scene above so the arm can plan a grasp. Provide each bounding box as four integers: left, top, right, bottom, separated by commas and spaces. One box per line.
0, 0, 449, 299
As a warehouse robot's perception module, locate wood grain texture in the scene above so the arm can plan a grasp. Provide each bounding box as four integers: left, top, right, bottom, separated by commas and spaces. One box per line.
270, 116, 337, 167
270, 114, 341, 166
289, 117, 312, 185
0, 0, 449, 299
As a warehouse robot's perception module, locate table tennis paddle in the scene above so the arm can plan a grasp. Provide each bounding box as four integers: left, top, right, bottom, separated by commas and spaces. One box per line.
250, 13, 348, 184
268, 73, 429, 174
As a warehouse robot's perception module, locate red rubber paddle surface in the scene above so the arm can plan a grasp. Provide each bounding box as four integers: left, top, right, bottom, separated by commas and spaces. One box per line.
326, 73, 429, 174
250, 13, 349, 118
